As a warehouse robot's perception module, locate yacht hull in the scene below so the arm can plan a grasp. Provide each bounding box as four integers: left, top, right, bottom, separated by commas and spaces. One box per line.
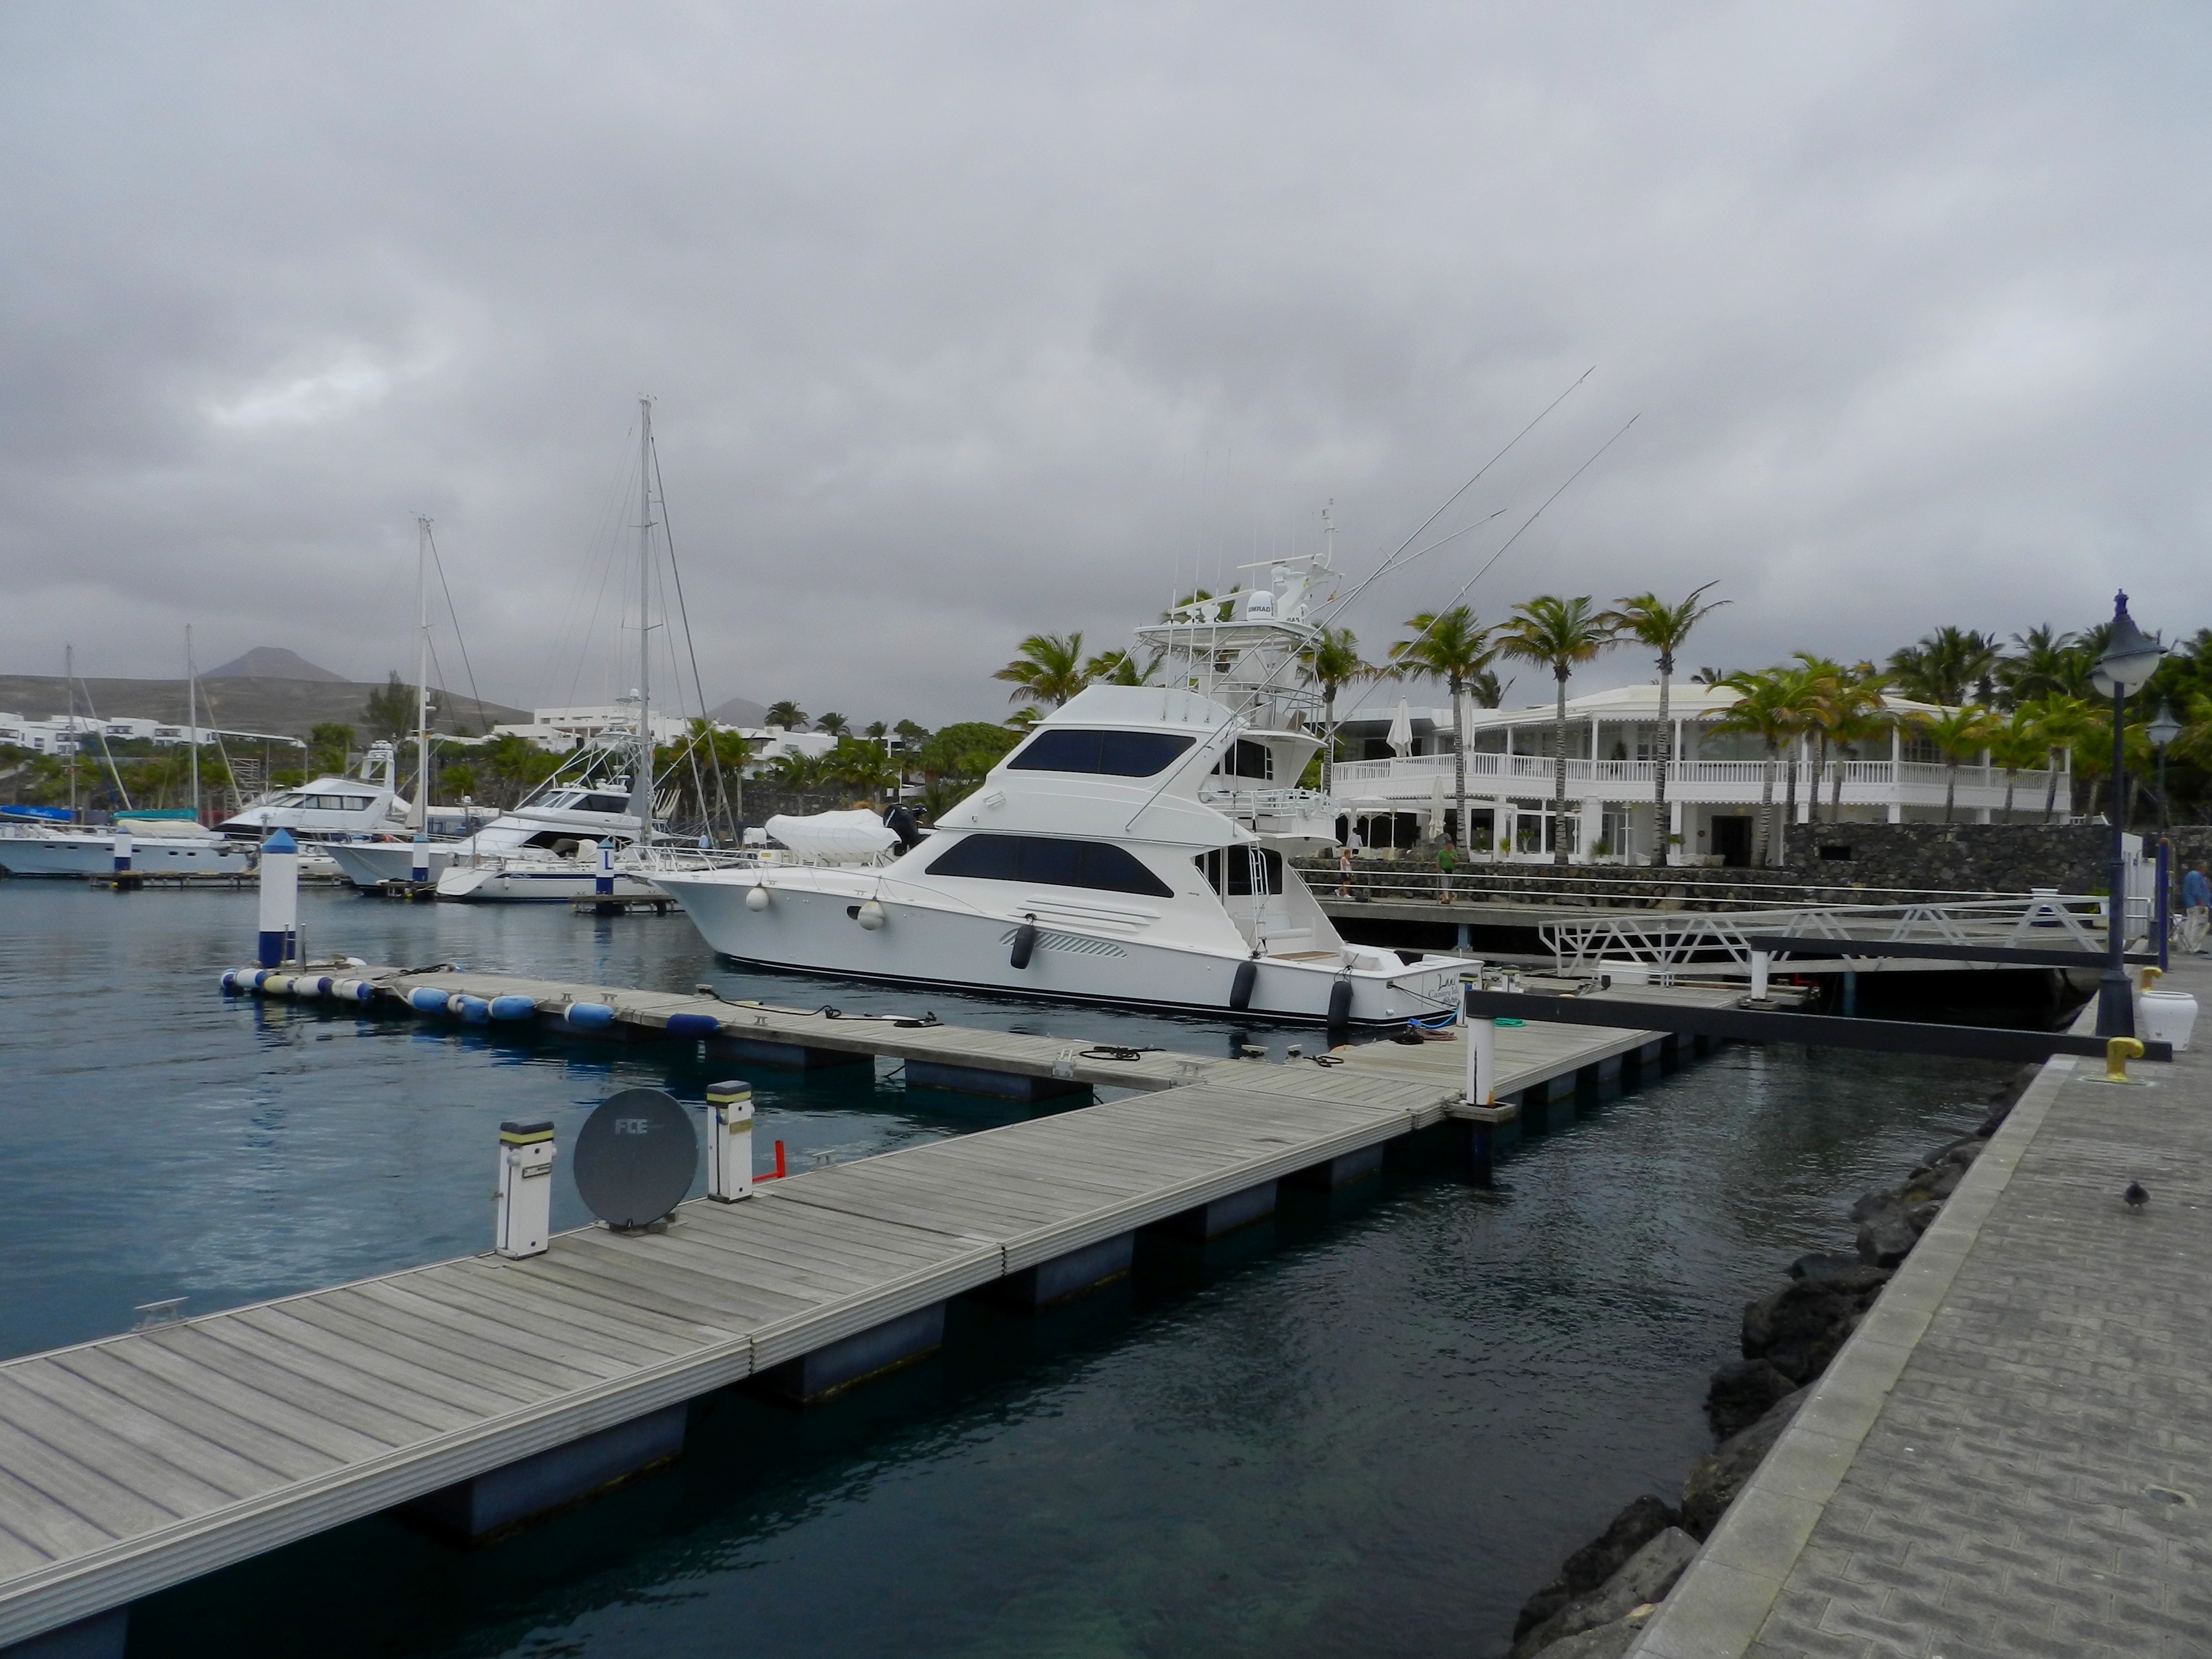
656, 872, 1466, 1025
324, 842, 458, 887
0, 837, 251, 878
436, 864, 664, 903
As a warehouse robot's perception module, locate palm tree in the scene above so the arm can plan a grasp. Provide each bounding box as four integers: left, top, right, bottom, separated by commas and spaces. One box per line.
1497, 596, 1619, 863
1298, 625, 1373, 797
1468, 669, 1510, 709
994, 632, 1089, 708
1994, 626, 2086, 708
1710, 669, 1796, 867
815, 711, 851, 737
1082, 646, 1149, 686
1386, 607, 1498, 857
2023, 694, 2103, 821
764, 700, 806, 731
1913, 706, 1997, 822
1985, 713, 2048, 822
1614, 583, 1729, 866
1886, 627, 2000, 707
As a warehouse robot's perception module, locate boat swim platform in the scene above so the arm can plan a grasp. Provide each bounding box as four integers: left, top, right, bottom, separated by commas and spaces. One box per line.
0, 980, 1738, 1653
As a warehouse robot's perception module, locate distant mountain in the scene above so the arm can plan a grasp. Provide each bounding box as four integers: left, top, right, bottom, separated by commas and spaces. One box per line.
706, 695, 769, 728
0, 675, 529, 741
205, 646, 347, 682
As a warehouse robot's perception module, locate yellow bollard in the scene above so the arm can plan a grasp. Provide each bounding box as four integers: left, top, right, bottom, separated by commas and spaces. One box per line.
2103, 1036, 2146, 1084
2140, 966, 2164, 994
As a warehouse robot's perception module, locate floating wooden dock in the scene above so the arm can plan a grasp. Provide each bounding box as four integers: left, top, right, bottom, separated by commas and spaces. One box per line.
0, 973, 1739, 1653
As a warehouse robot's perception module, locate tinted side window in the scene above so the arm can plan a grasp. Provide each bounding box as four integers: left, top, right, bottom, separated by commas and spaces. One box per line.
1006, 729, 1196, 777
927, 834, 1173, 897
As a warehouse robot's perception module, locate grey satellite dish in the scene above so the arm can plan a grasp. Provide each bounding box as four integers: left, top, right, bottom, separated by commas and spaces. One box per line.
574, 1088, 699, 1230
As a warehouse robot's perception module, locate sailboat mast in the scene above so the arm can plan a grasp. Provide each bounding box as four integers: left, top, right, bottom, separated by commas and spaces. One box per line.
633, 395, 655, 822
411, 517, 432, 827
186, 626, 200, 824
65, 644, 76, 820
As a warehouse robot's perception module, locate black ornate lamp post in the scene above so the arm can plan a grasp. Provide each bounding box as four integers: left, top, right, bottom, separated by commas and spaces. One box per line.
2147, 701, 2182, 836
2090, 592, 2166, 1036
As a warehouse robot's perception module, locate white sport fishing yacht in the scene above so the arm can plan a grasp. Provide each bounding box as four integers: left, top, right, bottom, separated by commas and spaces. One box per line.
651, 685, 1472, 1024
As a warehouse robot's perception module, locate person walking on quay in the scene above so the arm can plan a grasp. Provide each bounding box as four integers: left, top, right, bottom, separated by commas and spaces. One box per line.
1436, 836, 1459, 905
2183, 862, 2211, 955
1337, 836, 1355, 899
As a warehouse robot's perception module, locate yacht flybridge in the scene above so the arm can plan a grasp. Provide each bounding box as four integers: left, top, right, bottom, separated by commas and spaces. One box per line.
1141, 546, 1343, 851
651, 685, 1473, 1024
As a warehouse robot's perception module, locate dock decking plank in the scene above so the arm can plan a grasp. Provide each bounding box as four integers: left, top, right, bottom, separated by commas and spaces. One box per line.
0, 1373, 244, 1520
127, 1326, 447, 1455
0, 1363, 296, 1502
234, 1305, 551, 1418
35, 1348, 343, 1487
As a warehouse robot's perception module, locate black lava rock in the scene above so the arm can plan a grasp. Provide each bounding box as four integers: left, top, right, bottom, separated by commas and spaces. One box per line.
1787, 1255, 1893, 1293
1682, 1386, 1808, 1536
1857, 1209, 1919, 1267
1510, 1493, 1680, 1639
1706, 1358, 1800, 1439
1848, 1185, 1904, 1223
1741, 1280, 1860, 1381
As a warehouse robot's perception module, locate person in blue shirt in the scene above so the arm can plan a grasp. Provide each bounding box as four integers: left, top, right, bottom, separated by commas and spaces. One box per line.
2182, 863, 2211, 955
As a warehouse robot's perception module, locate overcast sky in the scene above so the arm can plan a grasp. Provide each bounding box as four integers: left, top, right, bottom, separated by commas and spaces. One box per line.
3, 3, 2206, 726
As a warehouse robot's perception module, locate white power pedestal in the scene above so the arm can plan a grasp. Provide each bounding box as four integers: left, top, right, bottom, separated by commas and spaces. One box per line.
497, 1120, 556, 1258
706, 1081, 754, 1201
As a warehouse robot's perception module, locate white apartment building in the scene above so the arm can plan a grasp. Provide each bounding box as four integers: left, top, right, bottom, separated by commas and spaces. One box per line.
484, 705, 838, 771
1330, 684, 2071, 865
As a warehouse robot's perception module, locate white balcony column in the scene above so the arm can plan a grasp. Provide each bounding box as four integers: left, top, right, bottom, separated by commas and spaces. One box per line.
1670, 797, 1684, 857
1975, 747, 1992, 823
1887, 724, 1902, 821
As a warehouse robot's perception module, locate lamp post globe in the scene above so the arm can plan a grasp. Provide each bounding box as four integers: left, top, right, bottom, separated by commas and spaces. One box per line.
2091, 591, 2166, 1037
2091, 592, 2164, 697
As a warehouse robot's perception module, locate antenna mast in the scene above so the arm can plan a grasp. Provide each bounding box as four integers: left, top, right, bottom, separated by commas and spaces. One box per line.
631, 397, 656, 823
411, 517, 431, 828
186, 627, 201, 823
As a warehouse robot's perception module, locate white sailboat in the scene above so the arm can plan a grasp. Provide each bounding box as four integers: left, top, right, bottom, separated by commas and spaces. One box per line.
650, 684, 1473, 1025
435, 399, 669, 904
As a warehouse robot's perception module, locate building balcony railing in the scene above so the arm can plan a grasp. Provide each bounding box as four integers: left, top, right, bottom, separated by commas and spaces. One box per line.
1329, 753, 2065, 807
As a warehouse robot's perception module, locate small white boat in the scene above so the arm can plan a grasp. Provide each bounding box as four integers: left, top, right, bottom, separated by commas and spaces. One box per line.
324, 782, 643, 889
435, 841, 666, 904
650, 686, 1473, 1025
0, 818, 252, 879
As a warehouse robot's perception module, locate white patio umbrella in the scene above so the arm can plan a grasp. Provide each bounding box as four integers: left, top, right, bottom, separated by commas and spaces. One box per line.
1387, 697, 1415, 758
1426, 770, 1448, 838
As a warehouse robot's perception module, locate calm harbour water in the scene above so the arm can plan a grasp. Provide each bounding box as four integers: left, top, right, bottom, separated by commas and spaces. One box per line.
0, 881, 2016, 1658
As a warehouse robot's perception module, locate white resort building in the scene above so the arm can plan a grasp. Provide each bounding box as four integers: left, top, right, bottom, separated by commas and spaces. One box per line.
1329, 684, 2073, 865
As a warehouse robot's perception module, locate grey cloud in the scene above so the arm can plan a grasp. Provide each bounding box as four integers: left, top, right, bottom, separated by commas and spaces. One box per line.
3, 2, 2208, 723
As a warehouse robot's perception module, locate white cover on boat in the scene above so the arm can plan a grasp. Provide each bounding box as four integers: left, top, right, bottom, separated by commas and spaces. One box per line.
764, 810, 898, 862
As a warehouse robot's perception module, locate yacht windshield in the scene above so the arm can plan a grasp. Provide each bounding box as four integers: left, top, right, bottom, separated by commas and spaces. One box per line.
1006, 729, 1196, 778
926, 834, 1174, 897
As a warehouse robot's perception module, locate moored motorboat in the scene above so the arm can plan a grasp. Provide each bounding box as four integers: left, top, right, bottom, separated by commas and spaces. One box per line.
650, 685, 1472, 1024
0, 817, 253, 878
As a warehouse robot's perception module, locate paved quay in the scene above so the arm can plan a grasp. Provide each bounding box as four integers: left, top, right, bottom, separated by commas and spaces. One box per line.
1632, 952, 2212, 1659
